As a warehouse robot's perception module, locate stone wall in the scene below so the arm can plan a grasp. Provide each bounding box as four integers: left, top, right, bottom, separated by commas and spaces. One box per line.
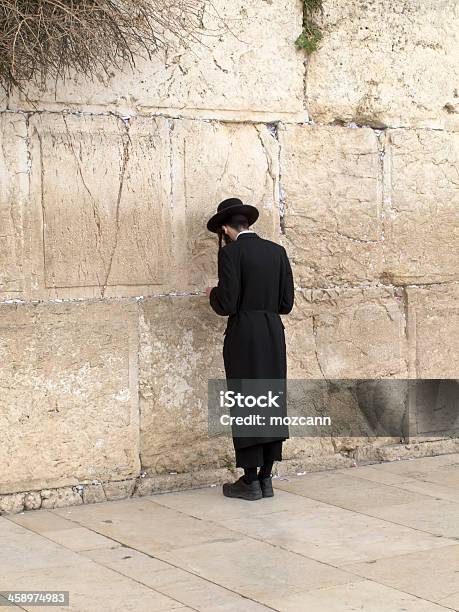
0, 0, 458, 512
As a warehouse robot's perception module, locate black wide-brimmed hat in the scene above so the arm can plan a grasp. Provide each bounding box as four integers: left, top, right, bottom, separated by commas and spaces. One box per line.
206, 197, 259, 233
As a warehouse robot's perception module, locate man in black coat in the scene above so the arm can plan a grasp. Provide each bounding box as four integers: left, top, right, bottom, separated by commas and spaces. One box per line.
206, 198, 295, 500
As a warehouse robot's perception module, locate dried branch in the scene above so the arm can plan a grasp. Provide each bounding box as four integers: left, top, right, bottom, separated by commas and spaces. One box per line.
0, 0, 208, 90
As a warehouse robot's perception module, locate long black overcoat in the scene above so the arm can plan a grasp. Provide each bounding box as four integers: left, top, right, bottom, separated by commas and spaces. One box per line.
209, 232, 294, 450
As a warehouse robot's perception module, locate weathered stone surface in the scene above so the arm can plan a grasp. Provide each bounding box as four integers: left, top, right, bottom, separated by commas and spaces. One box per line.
0, 113, 29, 297
282, 438, 338, 462
0, 0, 457, 506
25, 114, 281, 300
41, 487, 83, 509
275, 449, 356, 476
23, 492, 42, 511
307, 0, 459, 129
285, 294, 322, 378
286, 287, 408, 378
280, 124, 383, 287
0, 300, 140, 493
382, 129, 459, 284
102, 479, 136, 501
139, 296, 234, 475
171, 119, 281, 290
82, 484, 107, 505
29, 114, 173, 296
8, 0, 304, 118
406, 284, 459, 378
0, 492, 25, 514
375, 440, 459, 461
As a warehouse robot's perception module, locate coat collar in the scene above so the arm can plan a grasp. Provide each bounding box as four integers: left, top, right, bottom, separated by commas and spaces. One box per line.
236, 232, 259, 240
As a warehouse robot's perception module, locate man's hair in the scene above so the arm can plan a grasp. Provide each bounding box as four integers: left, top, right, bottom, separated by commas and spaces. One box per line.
223, 213, 249, 231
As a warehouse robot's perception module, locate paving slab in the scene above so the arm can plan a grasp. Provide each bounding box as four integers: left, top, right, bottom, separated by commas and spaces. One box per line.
222, 504, 455, 566
149, 484, 327, 520
438, 590, 459, 610
1, 454, 457, 611
273, 471, 432, 513
0, 518, 88, 574
338, 467, 459, 504
39, 527, 121, 552
360, 498, 459, 538
359, 455, 459, 476
158, 537, 359, 609
349, 458, 459, 491
53, 498, 358, 608
0, 562, 188, 612
408, 464, 459, 489
0, 519, 188, 611
8, 510, 81, 533
83, 546, 270, 611
345, 545, 459, 604
51, 497, 245, 555
268, 580, 451, 612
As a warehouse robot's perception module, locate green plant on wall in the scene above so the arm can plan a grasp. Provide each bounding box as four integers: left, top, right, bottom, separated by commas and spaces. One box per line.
295, 0, 323, 53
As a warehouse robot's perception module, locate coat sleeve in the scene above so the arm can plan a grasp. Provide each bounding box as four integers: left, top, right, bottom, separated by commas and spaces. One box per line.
209, 246, 240, 316
279, 247, 294, 314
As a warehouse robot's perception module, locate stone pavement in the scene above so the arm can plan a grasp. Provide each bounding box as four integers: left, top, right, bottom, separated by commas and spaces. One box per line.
1, 454, 458, 612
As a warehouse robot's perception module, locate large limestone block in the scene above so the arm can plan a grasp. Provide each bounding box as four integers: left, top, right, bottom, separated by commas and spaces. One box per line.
9, 0, 305, 118
285, 292, 322, 378
139, 296, 234, 475
0, 113, 29, 297
406, 284, 459, 378
171, 119, 281, 290
280, 124, 383, 287
0, 300, 140, 493
28, 115, 280, 299
382, 129, 459, 284
286, 286, 407, 378
29, 114, 173, 297
307, 0, 459, 129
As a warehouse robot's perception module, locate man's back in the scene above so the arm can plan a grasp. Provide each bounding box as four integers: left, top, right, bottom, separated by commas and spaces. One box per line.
210, 233, 294, 317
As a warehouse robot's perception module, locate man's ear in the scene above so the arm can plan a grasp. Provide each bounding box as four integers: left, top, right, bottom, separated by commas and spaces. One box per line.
222, 224, 229, 235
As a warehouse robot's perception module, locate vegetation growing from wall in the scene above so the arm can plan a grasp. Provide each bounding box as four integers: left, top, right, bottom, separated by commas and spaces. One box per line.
0, 0, 206, 91
295, 0, 323, 53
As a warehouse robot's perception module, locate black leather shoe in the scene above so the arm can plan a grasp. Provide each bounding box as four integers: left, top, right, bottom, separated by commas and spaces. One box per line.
259, 476, 274, 497
222, 476, 262, 501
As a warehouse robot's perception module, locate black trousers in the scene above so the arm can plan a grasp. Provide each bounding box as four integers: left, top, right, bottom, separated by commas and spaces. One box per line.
235, 440, 283, 468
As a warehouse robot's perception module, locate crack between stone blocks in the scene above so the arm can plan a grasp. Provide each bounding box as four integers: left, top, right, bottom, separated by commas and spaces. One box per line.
402, 285, 416, 380
134, 298, 142, 481
22, 113, 32, 296
1, 108, 458, 135
311, 313, 326, 379
295, 279, 459, 293
60, 114, 107, 291
167, 117, 175, 234
1, 281, 457, 308
1, 122, 22, 268
36, 130, 48, 295
267, 122, 286, 235
303, 54, 309, 112
254, 124, 278, 217
100, 121, 131, 298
